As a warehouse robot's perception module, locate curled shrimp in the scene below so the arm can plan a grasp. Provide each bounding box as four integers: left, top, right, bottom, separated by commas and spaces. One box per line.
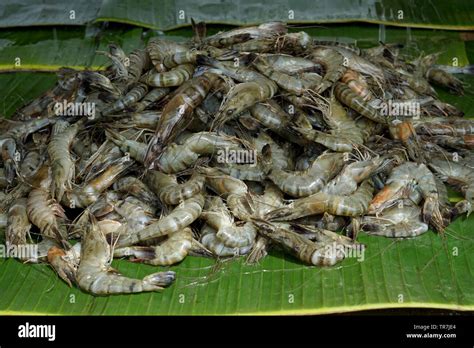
113, 193, 205, 248
252, 220, 349, 266
334, 82, 387, 124
144, 72, 220, 167
6, 198, 31, 246
201, 196, 256, 248
360, 202, 428, 238
309, 46, 347, 94
140, 64, 195, 87
48, 120, 82, 202
114, 227, 193, 266
145, 170, 205, 205
268, 152, 345, 197
76, 212, 175, 295
200, 224, 252, 257
266, 179, 374, 221
27, 170, 69, 245
323, 156, 384, 195
369, 162, 444, 232
68, 157, 132, 208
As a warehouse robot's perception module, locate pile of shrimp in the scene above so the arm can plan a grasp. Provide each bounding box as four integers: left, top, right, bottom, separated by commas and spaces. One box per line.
1, 21, 473, 295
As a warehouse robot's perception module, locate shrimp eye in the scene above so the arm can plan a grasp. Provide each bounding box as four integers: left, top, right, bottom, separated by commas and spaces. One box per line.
227, 109, 235, 116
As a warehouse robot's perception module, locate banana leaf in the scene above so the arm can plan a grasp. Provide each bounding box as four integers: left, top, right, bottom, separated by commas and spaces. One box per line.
0, 0, 101, 28
1, 20, 474, 314
1, 1, 474, 31
95, 0, 474, 31
0, 215, 472, 315
0, 25, 471, 72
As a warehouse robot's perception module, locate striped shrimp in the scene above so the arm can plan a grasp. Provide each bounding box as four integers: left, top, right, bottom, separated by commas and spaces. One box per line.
309, 46, 347, 94
369, 162, 445, 232
334, 82, 387, 124
48, 120, 82, 202
251, 54, 322, 95
257, 53, 322, 75
204, 21, 287, 48
113, 193, 204, 248
249, 101, 308, 146
27, 170, 69, 245
268, 152, 345, 197
126, 48, 152, 85
157, 132, 245, 173
114, 227, 193, 266
68, 157, 131, 208
341, 69, 372, 101
201, 196, 256, 248
76, 212, 175, 295
200, 224, 252, 257
113, 176, 158, 206
132, 87, 170, 112
428, 157, 474, 216
6, 198, 31, 246
360, 202, 428, 238
101, 83, 149, 115
266, 179, 374, 221
323, 156, 384, 195
144, 72, 220, 167
140, 64, 195, 87
145, 170, 205, 205
146, 38, 187, 69
252, 220, 348, 266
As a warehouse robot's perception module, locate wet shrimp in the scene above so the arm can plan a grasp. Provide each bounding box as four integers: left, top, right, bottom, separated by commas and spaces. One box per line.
266, 179, 374, 221
369, 162, 445, 232
113, 193, 204, 248
114, 227, 193, 266
145, 170, 205, 205
268, 152, 345, 197
48, 120, 82, 202
76, 212, 175, 295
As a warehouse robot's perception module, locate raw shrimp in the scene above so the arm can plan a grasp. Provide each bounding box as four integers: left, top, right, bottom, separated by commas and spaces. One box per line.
113, 176, 158, 206
360, 202, 428, 237
268, 152, 345, 197
252, 220, 347, 266
140, 64, 195, 88
115, 228, 193, 266
369, 162, 444, 232
48, 120, 82, 202
145, 170, 205, 205
200, 224, 252, 257
6, 198, 31, 246
334, 82, 387, 124
266, 179, 374, 221
309, 46, 347, 94
144, 72, 220, 167
323, 156, 384, 195
201, 196, 256, 248
76, 213, 175, 295
113, 193, 205, 248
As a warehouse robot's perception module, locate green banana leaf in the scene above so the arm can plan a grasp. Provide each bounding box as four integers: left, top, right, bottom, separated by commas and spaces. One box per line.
95, 0, 474, 31
0, 0, 101, 28
1, 21, 474, 314
0, 214, 473, 315
0, 24, 471, 72
1, 1, 474, 31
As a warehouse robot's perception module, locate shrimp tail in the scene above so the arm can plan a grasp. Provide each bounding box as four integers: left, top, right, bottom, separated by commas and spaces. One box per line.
423, 197, 445, 233
142, 271, 176, 289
